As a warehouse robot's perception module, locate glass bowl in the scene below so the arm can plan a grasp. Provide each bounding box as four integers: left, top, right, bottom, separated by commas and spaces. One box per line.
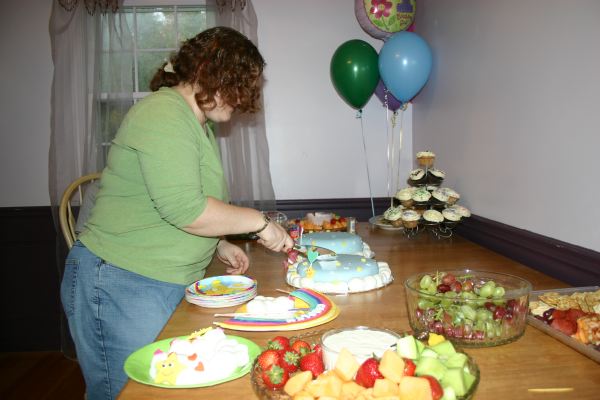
321, 326, 401, 370
404, 269, 532, 347
250, 328, 480, 400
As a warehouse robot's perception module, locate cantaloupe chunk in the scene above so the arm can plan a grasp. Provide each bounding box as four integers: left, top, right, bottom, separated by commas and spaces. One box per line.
356, 387, 375, 400
284, 370, 313, 396
305, 378, 329, 398
398, 376, 433, 400
341, 380, 366, 399
373, 378, 399, 397
293, 390, 315, 400
334, 348, 361, 381
322, 374, 343, 398
378, 350, 406, 383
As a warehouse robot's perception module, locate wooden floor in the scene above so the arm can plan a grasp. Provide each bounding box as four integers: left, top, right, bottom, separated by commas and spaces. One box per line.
0, 352, 85, 400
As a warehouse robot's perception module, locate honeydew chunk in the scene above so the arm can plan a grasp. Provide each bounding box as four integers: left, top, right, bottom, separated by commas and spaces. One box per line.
396, 335, 419, 359
440, 368, 467, 396
341, 380, 366, 398
334, 347, 360, 381
398, 376, 433, 400
440, 386, 457, 400
416, 338, 426, 355
284, 370, 313, 396
415, 357, 447, 381
431, 340, 456, 356
373, 378, 399, 397
378, 350, 406, 383
463, 369, 477, 391
419, 348, 439, 359
444, 352, 468, 369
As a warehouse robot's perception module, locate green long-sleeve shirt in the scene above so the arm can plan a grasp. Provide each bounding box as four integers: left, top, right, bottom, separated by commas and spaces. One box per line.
80, 87, 229, 284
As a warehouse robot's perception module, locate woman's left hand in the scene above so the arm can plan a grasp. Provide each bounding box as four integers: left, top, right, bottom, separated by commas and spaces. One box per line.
216, 240, 250, 275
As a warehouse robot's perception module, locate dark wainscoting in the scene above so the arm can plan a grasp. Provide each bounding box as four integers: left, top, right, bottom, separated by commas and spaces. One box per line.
2, 202, 599, 351
456, 215, 600, 287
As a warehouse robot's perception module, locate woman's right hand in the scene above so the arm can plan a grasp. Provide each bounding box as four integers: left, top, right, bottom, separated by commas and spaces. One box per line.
257, 221, 294, 252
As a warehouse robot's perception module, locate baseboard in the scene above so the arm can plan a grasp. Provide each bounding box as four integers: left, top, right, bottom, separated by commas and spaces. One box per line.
456, 215, 600, 286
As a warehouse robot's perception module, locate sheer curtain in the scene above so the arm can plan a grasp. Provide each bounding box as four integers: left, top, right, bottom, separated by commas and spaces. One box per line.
211, 0, 276, 211
49, 0, 133, 356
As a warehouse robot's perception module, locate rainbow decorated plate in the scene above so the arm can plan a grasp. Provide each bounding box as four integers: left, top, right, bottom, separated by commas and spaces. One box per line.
185, 275, 257, 308
214, 288, 339, 332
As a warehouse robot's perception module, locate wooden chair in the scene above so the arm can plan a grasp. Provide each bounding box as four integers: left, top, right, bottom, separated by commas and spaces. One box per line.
59, 173, 102, 249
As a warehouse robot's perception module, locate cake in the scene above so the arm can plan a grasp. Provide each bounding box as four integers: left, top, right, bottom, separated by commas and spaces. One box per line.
431, 188, 449, 205
412, 187, 431, 205
409, 168, 426, 185
394, 187, 415, 207
383, 206, 403, 227
149, 327, 249, 386
416, 151, 436, 167
442, 208, 462, 226
401, 209, 421, 229
427, 168, 445, 184
286, 253, 393, 294
423, 209, 443, 225
448, 204, 471, 218
298, 232, 373, 258
440, 187, 460, 204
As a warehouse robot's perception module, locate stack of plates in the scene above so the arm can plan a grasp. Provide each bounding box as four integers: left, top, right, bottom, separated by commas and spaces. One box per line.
185, 275, 257, 308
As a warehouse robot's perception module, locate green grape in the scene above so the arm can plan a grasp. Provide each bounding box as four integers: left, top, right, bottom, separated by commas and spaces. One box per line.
420, 274, 433, 290
492, 286, 506, 298
460, 291, 477, 300
460, 304, 477, 321
478, 281, 496, 298
485, 321, 496, 338
476, 308, 492, 322
418, 299, 434, 309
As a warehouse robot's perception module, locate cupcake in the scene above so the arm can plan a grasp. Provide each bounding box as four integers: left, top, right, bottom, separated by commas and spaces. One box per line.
416, 151, 436, 168
427, 168, 445, 184
383, 206, 403, 227
412, 187, 431, 206
448, 205, 471, 218
431, 188, 449, 206
441, 187, 460, 205
408, 168, 426, 185
423, 209, 444, 225
395, 187, 415, 207
401, 209, 421, 229
442, 208, 462, 226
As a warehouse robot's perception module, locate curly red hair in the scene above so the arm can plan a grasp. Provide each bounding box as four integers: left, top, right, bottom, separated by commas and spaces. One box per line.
150, 26, 265, 113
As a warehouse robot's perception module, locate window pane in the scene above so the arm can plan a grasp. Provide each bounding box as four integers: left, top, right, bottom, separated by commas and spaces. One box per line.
136, 7, 176, 49
138, 51, 172, 92
178, 7, 208, 42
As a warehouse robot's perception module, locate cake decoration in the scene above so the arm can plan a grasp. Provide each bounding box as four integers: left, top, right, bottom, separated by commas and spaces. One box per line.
298, 232, 374, 258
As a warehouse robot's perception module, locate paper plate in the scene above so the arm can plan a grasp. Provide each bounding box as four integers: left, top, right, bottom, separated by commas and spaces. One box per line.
185, 275, 257, 308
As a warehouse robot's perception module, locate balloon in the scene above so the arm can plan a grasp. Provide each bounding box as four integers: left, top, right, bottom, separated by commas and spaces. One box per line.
354, 0, 416, 40
374, 80, 403, 112
378, 31, 432, 103
330, 40, 380, 109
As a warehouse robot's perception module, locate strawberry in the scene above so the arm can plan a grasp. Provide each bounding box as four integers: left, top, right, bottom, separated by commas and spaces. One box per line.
565, 308, 587, 321
355, 357, 383, 388
261, 364, 289, 390
550, 317, 577, 336
311, 343, 323, 359
257, 349, 281, 371
298, 352, 324, 378
422, 375, 444, 400
403, 358, 416, 376
267, 336, 290, 351
291, 340, 311, 356
279, 349, 300, 373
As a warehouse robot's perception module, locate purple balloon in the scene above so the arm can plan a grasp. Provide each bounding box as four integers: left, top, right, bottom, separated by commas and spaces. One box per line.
375, 80, 403, 112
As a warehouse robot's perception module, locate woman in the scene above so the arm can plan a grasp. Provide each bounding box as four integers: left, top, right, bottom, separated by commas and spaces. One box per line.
61, 27, 293, 400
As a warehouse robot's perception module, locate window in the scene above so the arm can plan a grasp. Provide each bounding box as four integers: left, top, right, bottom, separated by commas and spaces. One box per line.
97, 5, 215, 156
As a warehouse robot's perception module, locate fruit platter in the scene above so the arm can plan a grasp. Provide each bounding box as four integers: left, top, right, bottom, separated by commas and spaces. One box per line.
404, 269, 531, 347
528, 286, 600, 363
251, 327, 479, 400
289, 212, 348, 233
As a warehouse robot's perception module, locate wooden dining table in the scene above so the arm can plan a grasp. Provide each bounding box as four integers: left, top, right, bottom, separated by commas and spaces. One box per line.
118, 223, 600, 399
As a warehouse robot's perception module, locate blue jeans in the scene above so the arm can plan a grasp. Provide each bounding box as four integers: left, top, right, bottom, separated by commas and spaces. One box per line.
61, 241, 185, 400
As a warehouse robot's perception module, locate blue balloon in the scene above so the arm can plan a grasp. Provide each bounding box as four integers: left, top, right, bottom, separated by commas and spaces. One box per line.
378, 32, 433, 103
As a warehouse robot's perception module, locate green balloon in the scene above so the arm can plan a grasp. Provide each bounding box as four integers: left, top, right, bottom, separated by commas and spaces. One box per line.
330, 40, 380, 109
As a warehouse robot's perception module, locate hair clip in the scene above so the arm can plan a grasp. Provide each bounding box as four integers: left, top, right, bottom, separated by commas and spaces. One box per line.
163, 61, 174, 73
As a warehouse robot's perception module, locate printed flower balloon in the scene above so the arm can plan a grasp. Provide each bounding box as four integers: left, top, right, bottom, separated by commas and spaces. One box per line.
355, 0, 416, 40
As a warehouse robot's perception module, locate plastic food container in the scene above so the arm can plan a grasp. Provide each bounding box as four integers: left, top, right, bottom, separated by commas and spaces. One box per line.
404, 269, 531, 347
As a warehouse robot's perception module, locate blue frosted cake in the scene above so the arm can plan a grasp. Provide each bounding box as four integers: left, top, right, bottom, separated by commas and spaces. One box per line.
298, 232, 374, 258
286, 254, 393, 294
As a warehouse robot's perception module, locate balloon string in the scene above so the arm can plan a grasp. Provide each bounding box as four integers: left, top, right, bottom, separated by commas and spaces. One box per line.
395, 109, 405, 192
358, 109, 375, 218
385, 92, 393, 207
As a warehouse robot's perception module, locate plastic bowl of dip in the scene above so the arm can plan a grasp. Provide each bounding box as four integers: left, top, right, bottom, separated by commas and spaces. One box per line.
320, 326, 401, 370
